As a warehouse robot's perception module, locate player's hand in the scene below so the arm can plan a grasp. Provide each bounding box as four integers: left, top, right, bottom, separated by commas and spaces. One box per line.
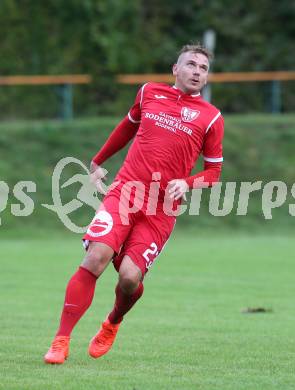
89, 161, 108, 195
168, 179, 189, 201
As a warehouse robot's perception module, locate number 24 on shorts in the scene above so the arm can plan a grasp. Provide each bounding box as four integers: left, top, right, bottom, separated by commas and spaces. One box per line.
142, 243, 159, 269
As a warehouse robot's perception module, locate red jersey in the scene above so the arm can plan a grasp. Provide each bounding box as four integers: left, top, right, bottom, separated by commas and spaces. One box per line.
116, 82, 224, 190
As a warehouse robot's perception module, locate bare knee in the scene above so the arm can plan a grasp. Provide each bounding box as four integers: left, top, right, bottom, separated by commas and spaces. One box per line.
82, 242, 114, 277
119, 275, 140, 295
119, 256, 142, 295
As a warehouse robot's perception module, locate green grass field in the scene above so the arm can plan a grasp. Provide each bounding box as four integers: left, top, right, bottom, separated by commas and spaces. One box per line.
1, 231, 295, 390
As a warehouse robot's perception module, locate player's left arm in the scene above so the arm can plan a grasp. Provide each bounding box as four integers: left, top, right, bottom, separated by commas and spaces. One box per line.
168, 114, 224, 200
187, 114, 224, 189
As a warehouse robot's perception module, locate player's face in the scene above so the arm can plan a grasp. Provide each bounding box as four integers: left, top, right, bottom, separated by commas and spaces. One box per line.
172, 52, 209, 95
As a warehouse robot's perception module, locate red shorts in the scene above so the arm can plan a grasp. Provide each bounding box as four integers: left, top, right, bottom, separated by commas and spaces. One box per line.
83, 186, 176, 277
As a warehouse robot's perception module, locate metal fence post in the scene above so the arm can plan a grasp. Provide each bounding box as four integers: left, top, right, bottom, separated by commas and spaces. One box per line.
270, 80, 281, 113
203, 29, 216, 103
60, 83, 73, 120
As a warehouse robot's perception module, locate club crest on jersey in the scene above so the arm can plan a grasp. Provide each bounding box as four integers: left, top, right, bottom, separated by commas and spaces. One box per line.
181, 107, 200, 122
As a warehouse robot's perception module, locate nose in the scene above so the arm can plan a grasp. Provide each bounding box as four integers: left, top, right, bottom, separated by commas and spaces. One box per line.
193, 66, 200, 75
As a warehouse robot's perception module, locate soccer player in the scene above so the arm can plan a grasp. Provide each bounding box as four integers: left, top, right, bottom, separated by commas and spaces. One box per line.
44, 43, 224, 364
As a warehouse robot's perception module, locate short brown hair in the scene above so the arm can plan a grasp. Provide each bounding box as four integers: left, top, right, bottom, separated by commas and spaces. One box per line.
178, 43, 213, 62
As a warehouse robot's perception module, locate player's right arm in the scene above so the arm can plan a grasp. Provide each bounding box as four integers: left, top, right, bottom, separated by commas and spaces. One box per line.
90, 85, 145, 186
91, 84, 145, 167
91, 116, 139, 168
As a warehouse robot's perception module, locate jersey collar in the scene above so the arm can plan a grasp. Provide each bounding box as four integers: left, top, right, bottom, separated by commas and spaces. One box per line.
172, 85, 200, 97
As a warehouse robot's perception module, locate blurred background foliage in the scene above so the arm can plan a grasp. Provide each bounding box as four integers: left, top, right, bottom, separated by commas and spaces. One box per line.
0, 0, 294, 119
1, 114, 295, 232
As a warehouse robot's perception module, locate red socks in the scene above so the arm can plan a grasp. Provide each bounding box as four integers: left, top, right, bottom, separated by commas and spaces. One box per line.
55, 266, 144, 336
108, 282, 144, 324
56, 266, 97, 337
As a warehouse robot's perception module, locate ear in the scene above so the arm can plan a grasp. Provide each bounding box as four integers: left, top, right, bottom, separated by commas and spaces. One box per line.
172, 64, 177, 76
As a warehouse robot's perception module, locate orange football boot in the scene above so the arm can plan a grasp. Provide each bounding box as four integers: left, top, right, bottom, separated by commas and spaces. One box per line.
44, 336, 70, 364
88, 318, 121, 358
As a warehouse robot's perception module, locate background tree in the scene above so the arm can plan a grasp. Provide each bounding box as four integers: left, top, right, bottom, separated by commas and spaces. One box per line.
0, 0, 294, 118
